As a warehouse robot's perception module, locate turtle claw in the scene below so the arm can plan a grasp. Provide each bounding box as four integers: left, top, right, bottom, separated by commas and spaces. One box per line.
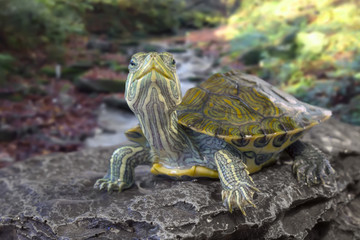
93, 178, 107, 190
293, 157, 335, 186
221, 182, 259, 215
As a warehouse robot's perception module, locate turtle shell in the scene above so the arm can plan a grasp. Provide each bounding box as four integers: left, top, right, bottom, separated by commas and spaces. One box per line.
177, 71, 331, 142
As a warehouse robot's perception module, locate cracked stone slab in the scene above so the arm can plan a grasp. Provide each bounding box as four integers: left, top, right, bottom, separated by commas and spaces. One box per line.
0, 119, 359, 239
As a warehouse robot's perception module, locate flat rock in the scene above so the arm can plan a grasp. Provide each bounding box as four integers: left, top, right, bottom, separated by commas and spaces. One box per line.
0, 119, 359, 239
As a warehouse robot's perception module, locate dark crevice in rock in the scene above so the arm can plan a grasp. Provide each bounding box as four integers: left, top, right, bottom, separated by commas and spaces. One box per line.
199, 212, 272, 240
338, 150, 360, 158
85, 218, 132, 233
215, 224, 269, 240
168, 223, 196, 236
288, 197, 329, 214
99, 219, 160, 238
66, 218, 160, 239
172, 201, 196, 213
128, 220, 159, 237
304, 221, 331, 240
280, 197, 332, 238
3, 217, 58, 240
334, 196, 360, 238
346, 180, 360, 195
209, 188, 222, 203
0, 225, 17, 240
275, 237, 296, 240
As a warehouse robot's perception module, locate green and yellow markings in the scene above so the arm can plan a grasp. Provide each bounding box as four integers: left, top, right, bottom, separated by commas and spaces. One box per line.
214, 153, 232, 189
110, 146, 144, 182
125, 126, 147, 146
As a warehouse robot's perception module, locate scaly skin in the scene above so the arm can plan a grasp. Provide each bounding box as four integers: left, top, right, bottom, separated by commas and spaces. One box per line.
215, 150, 259, 215
94, 144, 152, 191
94, 52, 336, 215
286, 141, 335, 185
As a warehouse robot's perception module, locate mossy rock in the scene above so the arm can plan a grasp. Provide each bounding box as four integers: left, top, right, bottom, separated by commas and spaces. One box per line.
64, 62, 94, 77
101, 62, 128, 73
40, 65, 56, 77
103, 94, 131, 112
112, 64, 128, 73
187, 76, 204, 83
293, 79, 350, 108
75, 77, 126, 93
40, 62, 93, 80
240, 49, 263, 66
338, 95, 360, 125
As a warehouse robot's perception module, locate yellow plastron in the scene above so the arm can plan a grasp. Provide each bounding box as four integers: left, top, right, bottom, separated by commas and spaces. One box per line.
151, 163, 219, 179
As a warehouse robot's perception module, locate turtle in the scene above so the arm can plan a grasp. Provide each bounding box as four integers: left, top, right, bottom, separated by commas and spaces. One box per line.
94, 52, 335, 215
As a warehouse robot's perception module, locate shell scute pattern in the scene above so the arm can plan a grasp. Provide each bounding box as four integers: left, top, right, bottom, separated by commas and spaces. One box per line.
177, 71, 331, 149
272, 133, 289, 147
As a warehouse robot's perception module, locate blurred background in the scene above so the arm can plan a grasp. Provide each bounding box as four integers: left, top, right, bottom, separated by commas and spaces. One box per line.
0, 0, 359, 166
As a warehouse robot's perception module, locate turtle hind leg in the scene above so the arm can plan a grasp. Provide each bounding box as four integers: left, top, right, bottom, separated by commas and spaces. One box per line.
286, 140, 335, 185
214, 149, 259, 215
94, 144, 152, 192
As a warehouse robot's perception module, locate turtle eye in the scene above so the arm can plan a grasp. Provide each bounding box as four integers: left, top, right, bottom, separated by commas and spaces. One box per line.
130, 59, 136, 66
172, 59, 176, 65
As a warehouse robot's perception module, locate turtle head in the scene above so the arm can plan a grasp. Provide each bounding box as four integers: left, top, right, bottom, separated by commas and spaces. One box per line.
125, 52, 182, 114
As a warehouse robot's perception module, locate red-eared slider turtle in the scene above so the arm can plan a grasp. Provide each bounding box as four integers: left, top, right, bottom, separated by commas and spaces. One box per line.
94, 52, 335, 215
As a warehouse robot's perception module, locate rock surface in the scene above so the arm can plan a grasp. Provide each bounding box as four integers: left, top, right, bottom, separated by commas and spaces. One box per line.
0, 119, 359, 240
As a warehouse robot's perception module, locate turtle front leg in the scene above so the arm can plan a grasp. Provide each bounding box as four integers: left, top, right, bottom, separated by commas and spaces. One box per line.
286, 140, 335, 185
94, 144, 152, 192
214, 149, 259, 215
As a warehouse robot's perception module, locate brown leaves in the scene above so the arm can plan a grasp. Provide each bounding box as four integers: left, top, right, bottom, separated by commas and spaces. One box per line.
0, 79, 104, 163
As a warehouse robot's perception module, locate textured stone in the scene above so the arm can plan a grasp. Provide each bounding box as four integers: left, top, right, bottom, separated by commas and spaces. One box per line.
0, 119, 359, 239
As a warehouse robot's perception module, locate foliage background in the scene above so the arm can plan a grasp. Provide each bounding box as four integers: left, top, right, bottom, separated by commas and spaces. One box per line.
223, 0, 360, 125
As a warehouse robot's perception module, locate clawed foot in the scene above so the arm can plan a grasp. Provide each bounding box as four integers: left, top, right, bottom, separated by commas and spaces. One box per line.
94, 178, 131, 192
221, 178, 259, 215
214, 149, 260, 215
293, 158, 335, 185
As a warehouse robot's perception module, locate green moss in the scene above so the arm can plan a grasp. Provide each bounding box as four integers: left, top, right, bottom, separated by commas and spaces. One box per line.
40, 62, 92, 80
75, 77, 126, 93
225, 0, 360, 125
228, 0, 360, 82
40, 65, 56, 77
339, 95, 360, 125
84, 0, 225, 37
0, 54, 16, 82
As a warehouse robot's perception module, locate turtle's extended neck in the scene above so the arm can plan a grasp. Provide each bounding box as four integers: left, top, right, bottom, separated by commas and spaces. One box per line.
134, 87, 198, 166
125, 52, 201, 167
